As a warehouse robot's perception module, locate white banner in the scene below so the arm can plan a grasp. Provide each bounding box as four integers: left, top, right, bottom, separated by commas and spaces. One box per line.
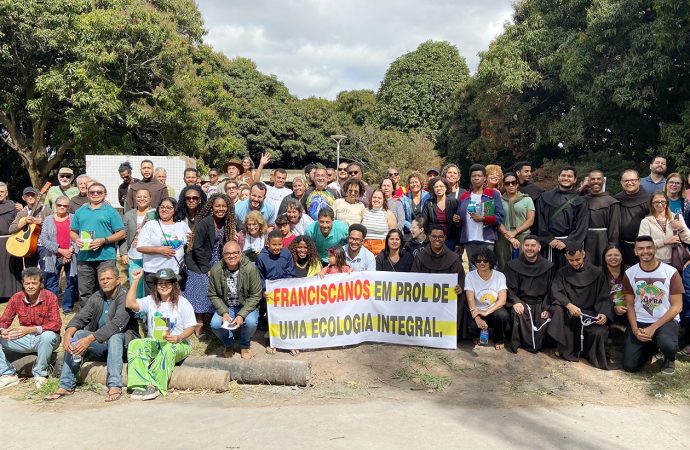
266, 271, 458, 350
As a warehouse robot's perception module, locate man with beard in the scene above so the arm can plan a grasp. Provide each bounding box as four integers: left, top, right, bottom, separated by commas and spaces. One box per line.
44, 167, 79, 210
125, 160, 168, 211
584, 170, 620, 266
640, 156, 667, 195
514, 161, 544, 201
535, 166, 588, 270
547, 243, 615, 369
622, 236, 683, 375
614, 169, 650, 266
504, 235, 555, 353
235, 182, 276, 225
411, 226, 466, 338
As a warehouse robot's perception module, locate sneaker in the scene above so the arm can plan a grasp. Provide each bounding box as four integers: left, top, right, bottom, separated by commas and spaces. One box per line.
34, 376, 47, 389
141, 385, 160, 401
662, 358, 675, 375
130, 388, 146, 400
655, 351, 664, 360
0, 375, 19, 390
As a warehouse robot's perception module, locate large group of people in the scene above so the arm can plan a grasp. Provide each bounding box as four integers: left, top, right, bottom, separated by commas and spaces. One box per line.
0, 154, 688, 403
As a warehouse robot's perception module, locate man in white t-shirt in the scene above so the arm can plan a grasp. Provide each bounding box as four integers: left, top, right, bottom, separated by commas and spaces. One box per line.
265, 169, 292, 213
622, 235, 684, 375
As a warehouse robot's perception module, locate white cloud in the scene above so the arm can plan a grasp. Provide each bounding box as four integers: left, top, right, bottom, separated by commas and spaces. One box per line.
198, 0, 515, 99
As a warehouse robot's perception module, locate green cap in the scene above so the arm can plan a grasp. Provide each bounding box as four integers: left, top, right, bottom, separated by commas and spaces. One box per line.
154, 268, 177, 281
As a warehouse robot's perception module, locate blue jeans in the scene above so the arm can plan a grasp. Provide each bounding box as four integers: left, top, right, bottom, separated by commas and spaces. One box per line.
59, 330, 124, 390
210, 307, 259, 349
44, 258, 78, 311
0, 331, 60, 377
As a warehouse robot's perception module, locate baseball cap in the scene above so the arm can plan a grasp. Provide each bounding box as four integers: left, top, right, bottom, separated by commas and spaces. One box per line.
22, 187, 37, 196
58, 167, 74, 176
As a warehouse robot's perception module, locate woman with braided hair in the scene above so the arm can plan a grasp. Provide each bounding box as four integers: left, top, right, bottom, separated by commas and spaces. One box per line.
184, 193, 243, 336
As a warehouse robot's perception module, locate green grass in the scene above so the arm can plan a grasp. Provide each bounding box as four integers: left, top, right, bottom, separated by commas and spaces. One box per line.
642, 358, 690, 400
417, 373, 451, 390
392, 348, 456, 391
19, 377, 60, 400
401, 348, 456, 370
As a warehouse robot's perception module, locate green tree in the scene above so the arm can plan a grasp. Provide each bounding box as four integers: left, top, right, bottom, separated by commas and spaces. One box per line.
375, 40, 470, 138
335, 90, 376, 126
0, 0, 214, 186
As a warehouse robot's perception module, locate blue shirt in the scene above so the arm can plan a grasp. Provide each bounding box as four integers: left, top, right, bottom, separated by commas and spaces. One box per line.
71, 203, 124, 262
235, 200, 276, 225
255, 247, 295, 291
305, 220, 349, 263
98, 299, 111, 329
342, 244, 376, 272
640, 175, 666, 195
669, 198, 683, 215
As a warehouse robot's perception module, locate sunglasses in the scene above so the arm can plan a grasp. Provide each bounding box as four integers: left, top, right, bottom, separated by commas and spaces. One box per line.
185, 196, 201, 201
88, 190, 104, 195
338, 168, 348, 172
56, 203, 69, 208
388, 172, 399, 176
348, 171, 360, 175
504, 180, 518, 186
58, 174, 72, 179
475, 259, 490, 264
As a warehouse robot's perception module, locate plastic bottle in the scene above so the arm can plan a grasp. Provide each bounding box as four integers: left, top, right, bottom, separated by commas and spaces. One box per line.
71, 338, 81, 363
512, 247, 519, 259
479, 329, 489, 345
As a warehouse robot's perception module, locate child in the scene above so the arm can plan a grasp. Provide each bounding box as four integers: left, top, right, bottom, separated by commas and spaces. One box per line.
319, 246, 352, 276
404, 217, 429, 258
255, 230, 295, 354
275, 214, 297, 248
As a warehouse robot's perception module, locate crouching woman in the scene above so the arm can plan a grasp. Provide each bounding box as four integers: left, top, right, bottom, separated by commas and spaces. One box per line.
125, 268, 196, 400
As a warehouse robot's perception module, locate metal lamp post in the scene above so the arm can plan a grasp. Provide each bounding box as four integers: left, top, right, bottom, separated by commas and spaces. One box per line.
330, 134, 346, 168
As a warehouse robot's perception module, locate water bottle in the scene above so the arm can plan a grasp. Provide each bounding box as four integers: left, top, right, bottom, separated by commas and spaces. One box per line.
71, 338, 81, 363
479, 329, 489, 346
512, 247, 519, 259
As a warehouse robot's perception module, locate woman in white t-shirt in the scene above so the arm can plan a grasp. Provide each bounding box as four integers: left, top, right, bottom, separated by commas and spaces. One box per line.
120, 188, 156, 298
137, 197, 191, 294
125, 269, 197, 400
465, 247, 510, 350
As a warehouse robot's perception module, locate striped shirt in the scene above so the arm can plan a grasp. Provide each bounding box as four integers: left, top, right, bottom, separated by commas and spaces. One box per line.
361, 209, 390, 240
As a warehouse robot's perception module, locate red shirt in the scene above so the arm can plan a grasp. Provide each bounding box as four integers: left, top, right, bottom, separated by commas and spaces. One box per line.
282, 233, 297, 248
0, 290, 62, 333
54, 216, 71, 249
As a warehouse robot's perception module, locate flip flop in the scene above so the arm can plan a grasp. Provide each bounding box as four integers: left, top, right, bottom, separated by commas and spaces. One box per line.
44, 389, 74, 401
265, 347, 276, 354
105, 389, 122, 402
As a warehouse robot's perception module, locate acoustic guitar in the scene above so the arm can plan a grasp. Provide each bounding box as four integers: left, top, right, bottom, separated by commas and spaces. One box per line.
6, 182, 52, 258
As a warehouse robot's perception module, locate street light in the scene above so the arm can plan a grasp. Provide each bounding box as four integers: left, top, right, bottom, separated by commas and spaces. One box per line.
330, 134, 346, 168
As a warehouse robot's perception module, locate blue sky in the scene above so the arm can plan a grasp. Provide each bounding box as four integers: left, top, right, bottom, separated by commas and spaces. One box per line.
197, 0, 514, 99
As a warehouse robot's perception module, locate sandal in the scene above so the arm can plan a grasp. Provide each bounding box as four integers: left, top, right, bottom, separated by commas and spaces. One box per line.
290, 349, 300, 356
44, 388, 74, 401
494, 343, 504, 350
105, 388, 122, 402
265, 347, 276, 354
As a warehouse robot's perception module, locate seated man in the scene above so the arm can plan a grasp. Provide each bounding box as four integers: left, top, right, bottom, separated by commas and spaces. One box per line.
504, 235, 555, 352
411, 225, 466, 337
622, 236, 683, 375
209, 241, 263, 359
0, 267, 61, 389
547, 243, 615, 369
46, 266, 139, 402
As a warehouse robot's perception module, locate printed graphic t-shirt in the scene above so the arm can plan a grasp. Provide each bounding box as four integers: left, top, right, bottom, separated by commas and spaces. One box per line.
622, 262, 684, 324
464, 269, 507, 312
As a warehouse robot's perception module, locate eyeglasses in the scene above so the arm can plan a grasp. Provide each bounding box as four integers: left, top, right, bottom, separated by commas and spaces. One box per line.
58, 174, 72, 179
388, 172, 399, 176
185, 196, 200, 201
667, 181, 682, 186
223, 251, 241, 257
56, 204, 69, 208
430, 235, 445, 240
88, 190, 104, 195
159, 205, 174, 210
348, 237, 363, 243
475, 259, 490, 264
338, 168, 348, 172
504, 180, 518, 186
